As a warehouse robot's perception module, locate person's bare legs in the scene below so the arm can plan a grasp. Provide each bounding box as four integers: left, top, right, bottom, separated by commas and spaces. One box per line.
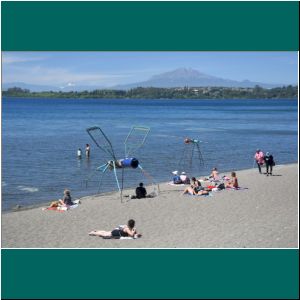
197, 190, 209, 195
88, 230, 112, 237
182, 187, 195, 195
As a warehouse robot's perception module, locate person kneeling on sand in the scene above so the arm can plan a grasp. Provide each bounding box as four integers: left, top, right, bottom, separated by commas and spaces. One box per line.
89, 219, 142, 239
225, 172, 239, 189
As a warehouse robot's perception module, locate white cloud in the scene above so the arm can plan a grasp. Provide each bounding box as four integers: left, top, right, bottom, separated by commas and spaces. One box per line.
2, 53, 46, 64
2, 64, 131, 87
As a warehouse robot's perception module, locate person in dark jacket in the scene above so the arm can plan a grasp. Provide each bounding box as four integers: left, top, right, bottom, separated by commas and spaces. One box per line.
59, 189, 74, 206
264, 152, 274, 176
135, 182, 147, 199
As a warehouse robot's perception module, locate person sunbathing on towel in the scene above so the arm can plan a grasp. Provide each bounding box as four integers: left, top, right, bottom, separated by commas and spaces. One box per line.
182, 185, 209, 196
46, 189, 75, 209
225, 172, 239, 189
89, 219, 142, 238
209, 167, 220, 181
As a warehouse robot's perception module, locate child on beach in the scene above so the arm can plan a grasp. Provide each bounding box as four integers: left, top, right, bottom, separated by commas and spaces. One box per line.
89, 219, 142, 238
225, 172, 239, 189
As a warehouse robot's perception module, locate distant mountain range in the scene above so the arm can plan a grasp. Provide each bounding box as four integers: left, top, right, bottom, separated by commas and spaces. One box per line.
3, 68, 293, 92
114, 68, 288, 89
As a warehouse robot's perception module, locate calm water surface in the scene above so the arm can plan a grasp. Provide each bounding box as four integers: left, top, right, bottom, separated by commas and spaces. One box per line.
1, 98, 298, 210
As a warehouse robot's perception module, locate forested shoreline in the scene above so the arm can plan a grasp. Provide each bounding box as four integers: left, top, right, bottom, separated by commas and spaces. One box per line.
2, 85, 298, 99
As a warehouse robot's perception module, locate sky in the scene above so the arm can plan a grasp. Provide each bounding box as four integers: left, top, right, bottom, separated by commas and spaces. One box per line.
2, 52, 298, 88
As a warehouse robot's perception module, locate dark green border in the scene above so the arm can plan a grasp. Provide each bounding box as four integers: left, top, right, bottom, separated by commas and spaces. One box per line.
2, 249, 299, 299
1, 1, 299, 299
1, 1, 299, 51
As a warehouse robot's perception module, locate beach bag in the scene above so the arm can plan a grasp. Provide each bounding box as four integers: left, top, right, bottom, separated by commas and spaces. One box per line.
272, 161, 276, 166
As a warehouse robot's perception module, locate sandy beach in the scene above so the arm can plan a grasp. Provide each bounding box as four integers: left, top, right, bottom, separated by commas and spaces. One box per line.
1, 163, 298, 248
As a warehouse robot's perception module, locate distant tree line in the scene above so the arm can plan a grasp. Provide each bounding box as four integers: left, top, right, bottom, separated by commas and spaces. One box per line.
2, 85, 298, 99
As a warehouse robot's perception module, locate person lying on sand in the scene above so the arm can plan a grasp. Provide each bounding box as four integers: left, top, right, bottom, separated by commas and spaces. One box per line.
89, 219, 142, 238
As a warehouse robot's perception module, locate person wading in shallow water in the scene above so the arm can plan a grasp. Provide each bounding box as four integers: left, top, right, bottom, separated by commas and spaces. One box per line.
85, 144, 90, 158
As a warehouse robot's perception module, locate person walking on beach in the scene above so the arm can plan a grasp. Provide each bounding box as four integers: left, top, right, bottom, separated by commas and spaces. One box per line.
89, 219, 142, 238
85, 144, 90, 158
264, 152, 275, 176
254, 149, 265, 174
77, 148, 82, 159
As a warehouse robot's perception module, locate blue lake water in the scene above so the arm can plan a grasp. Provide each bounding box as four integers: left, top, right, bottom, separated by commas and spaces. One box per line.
1, 98, 298, 210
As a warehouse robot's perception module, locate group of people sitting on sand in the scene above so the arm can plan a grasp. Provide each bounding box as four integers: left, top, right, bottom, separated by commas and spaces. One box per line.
172, 170, 191, 184
180, 168, 239, 196
45, 167, 238, 239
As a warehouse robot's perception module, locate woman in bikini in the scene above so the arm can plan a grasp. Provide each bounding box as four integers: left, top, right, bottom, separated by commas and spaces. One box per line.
89, 219, 142, 238
225, 172, 239, 189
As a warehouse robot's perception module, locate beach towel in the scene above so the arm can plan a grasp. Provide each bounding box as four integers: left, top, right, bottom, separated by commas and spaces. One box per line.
42, 200, 80, 211
168, 181, 187, 186
186, 192, 213, 197
102, 235, 142, 240
226, 187, 248, 191
42, 207, 66, 212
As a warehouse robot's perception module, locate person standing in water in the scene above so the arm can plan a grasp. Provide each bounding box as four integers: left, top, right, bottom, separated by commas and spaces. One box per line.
77, 148, 82, 159
85, 144, 90, 158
